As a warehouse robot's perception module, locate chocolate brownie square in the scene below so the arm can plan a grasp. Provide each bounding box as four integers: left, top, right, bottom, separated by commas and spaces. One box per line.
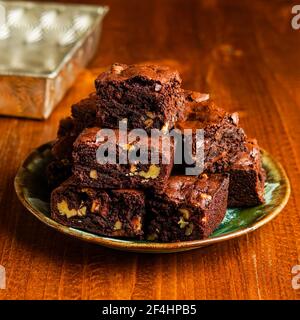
49, 94, 100, 188
46, 158, 72, 189
72, 127, 174, 190
95, 63, 184, 132
146, 173, 229, 242
71, 93, 100, 128
51, 177, 145, 238
228, 139, 265, 207
175, 90, 247, 172
47, 118, 77, 189
52, 117, 77, 160
52, 94, 100, 161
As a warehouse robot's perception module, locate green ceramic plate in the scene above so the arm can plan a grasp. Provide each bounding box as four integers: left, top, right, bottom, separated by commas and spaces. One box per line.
14, 142, 290, 253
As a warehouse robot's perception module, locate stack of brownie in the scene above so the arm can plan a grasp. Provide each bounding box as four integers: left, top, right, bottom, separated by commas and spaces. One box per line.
48, 63, 265, 242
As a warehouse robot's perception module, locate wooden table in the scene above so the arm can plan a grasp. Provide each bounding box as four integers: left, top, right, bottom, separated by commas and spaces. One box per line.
0, 0, 300, 300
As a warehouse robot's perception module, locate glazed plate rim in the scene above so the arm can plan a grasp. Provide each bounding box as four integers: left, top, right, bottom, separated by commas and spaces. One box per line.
14, 142, 291, 253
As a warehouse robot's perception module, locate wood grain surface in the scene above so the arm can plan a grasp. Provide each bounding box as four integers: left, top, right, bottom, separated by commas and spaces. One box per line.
0, 0, 300, 300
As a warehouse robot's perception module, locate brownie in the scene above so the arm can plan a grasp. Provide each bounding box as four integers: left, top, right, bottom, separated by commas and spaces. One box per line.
71, 92, 99, 128
146, 173, 229, 242
56, 116, 77, 138
175, 90, 247, 172
46, 158, 72, 189
72, 127, 174, 190
51, 117, 77, 160
95, 63, 185, 132
47, 119, 76, 189
52, 94, 100, 161
228, 139, 265, 207
48, 94, 100, 188
51, 177, 146, 238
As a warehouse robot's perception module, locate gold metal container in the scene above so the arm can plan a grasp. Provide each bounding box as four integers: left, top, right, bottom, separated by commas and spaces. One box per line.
0, 1, 108, 119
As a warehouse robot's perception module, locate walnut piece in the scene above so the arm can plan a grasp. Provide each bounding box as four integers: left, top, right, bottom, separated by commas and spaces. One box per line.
146, 111, 155, 119
130, 164, 137, 173
178, 208, 190, 220
81, 188, 93, 196
200, 193, 212, 200
111, 64, 124, 74
155, 83, 162, 92
191, 92, 209, 103
229, 112, 239, 125
114, 220, 122, 230
178, 217, 189, 229
57, 200, 87, 219
139, 164, 160, 179
161, 122, 169, 134
131, 216, 142, 231
91, 200, 101, 213
144, 118, 154, 128
89, 170, 98, 179
201, 173, 208, 180
185, 223, 194, 236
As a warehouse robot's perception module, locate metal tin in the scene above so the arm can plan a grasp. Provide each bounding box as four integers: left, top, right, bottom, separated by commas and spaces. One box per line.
0, 1, 108, 119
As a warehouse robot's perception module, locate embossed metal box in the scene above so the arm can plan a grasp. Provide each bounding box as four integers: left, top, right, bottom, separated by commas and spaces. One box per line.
0, 1, 108, 119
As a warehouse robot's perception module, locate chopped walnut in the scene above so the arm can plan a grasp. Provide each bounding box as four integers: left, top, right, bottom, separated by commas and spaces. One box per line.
178, 217, 189, 229
139, 164, 160, 179
185, 223, 194, 236
114, 220, 122, 230
78, 205, 87, 216
57, 200, 87, 219
161, 122, 169, 134
191, 92, 209, 103
146, 111, 155, 119
111, 64, 124, 74
91, 200, 101, 213
155, 83, 162, 92
200, 193, 212, 201
131, 216, 142, 231
144, 118, 154, 128
89, 170, 98, 179
178, 208, 190, 220
130, 164, 137, 173
230, 112, 239, 125
81, 188, 93, 196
